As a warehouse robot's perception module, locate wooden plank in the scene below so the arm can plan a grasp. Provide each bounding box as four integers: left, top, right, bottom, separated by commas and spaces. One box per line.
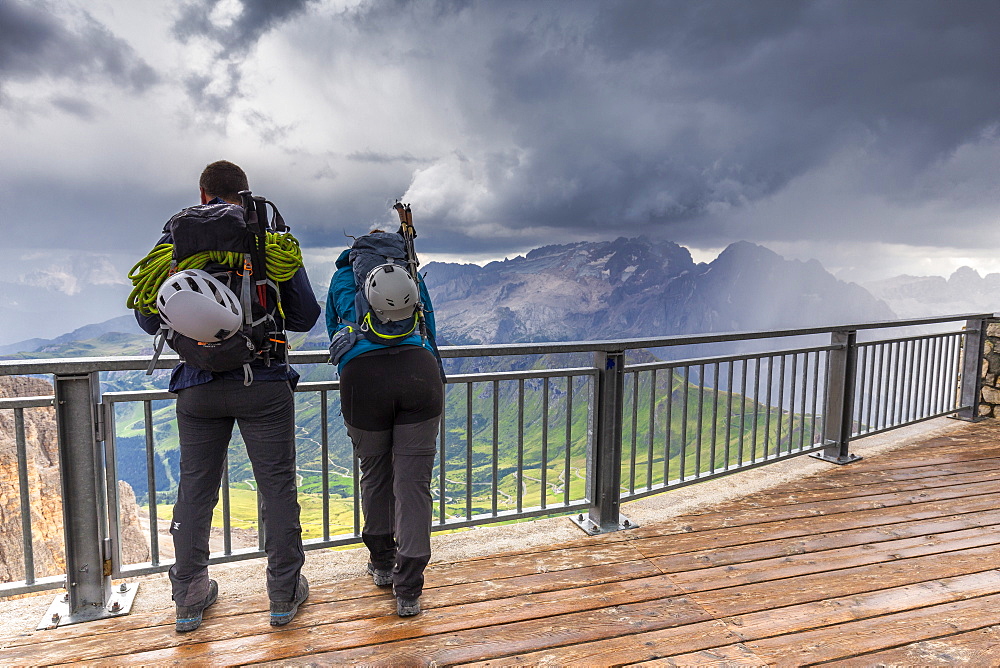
803, 445, 1000, 468
456, 571, 1000, 667
714, 468, 1000, 509
20, 466, 988, 649
258, 564, 1000, 667
21, 482, 995, 644
824, 624, 1000, 666
633, 507, 1000, 564
624, 643, 770, 667
0, 577, 386, 649
1, 542, 648, 651
719, 571, 1000, 642
424, 541, 646, 587
629, 494, 1000, 559
660, 518, 1000, 573
10, 560, 658, 661
690, 545, 1000, 617
434, 519, 634, 557
741, 446, 1000, 488
628, 480, 998, 538
38, 573, 687, 666
825, 443, 1000, 468
253, 596, 728, 667
755, 473, 998, 505
636, 485, 1000, 541
661, 526, 1000, 591
736, 478, 1000, 519
766, 457, 1000, 491
27, 541, 997, 666
744, 593, 1000, 665
3, 412, 993, 666
641, 626, 1000, 668
623, 643, 770, 667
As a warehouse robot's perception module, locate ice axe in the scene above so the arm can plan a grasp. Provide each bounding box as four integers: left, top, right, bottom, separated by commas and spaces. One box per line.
393, 200, 428, 341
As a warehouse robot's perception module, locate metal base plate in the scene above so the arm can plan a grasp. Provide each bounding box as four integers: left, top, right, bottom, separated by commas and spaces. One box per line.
569, 513, 639, 535
37, 583, 139, 630
949, 414, 986, 423
809, 452, 863, 465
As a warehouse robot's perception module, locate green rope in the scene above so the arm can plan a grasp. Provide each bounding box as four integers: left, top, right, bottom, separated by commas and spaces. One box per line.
127, 232, 305, 315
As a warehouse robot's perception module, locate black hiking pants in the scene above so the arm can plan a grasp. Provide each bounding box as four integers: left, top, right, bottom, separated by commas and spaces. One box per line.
169, 379, 304, 607
340, 345, 444, 599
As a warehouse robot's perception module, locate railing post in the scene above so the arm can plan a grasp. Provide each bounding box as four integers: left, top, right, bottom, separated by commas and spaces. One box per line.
39, 372, 137, 629
955, 316, 988, 422
571, 351, 637, 534
811, 330, 862, 465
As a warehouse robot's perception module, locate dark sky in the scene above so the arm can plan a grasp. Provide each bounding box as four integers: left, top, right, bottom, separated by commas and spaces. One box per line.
1, 0, 999, 332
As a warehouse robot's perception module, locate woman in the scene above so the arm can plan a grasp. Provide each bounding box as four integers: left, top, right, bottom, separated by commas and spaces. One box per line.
326, 229, 444, 617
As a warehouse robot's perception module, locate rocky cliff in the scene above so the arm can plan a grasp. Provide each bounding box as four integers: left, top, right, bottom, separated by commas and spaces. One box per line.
0, 376, 149, 587
424, 236, 896, 345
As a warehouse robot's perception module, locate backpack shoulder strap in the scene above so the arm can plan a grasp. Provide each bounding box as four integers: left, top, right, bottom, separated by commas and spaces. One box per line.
145, 324, 170, 375
240, 191, 270, 308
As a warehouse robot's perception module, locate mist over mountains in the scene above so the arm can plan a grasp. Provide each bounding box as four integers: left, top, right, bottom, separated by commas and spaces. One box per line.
863, 267, 1000, 319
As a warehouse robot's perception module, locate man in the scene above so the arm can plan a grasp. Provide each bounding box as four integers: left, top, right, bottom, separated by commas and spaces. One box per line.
134, 160, 321, 632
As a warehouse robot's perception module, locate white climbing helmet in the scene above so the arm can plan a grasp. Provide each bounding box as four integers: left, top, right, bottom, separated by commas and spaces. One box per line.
364, 264, 418, 323
156, 269, 243, 341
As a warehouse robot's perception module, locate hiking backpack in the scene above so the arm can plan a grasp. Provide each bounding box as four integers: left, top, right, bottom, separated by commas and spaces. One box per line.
328, 218, 446, 382
147, 192, 288, 383
348, 232, 422, 345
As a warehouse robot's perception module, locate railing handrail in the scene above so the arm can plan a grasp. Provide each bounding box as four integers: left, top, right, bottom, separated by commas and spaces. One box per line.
0, 311, 993, 625
436, 313, 994, 357
0, 313, 991, 376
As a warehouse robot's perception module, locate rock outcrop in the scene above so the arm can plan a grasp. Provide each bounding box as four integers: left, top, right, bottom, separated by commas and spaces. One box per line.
0, 376, 64, 584
0, 376, 149, 588
424, 236, 896, 345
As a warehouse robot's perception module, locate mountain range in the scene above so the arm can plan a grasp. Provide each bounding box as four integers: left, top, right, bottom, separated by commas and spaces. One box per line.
424, 237, 894, 346
2, 237, 899, 358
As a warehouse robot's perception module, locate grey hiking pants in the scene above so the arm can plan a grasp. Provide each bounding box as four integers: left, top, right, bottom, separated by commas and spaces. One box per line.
340, 346, 444, 599
170, 379, 304, 606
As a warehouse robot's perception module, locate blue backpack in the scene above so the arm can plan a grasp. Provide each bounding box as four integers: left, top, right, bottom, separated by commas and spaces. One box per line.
347, 232, 421, 345
329, 230, 451, 379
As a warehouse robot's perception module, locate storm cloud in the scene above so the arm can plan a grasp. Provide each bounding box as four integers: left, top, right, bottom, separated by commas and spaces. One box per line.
0, 0, 158, 103
172, 0, 315, 117
394, 1, 1000, 251
1, 0, 999, 286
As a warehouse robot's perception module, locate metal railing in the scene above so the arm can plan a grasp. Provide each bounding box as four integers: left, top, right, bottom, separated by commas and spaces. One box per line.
0, 314, 990, 622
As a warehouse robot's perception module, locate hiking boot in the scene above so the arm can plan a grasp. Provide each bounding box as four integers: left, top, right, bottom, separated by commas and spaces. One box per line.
270, 575, 309, 627
366, 562, 393, 588
175, 579, 219, 633
395, 594, 421, 617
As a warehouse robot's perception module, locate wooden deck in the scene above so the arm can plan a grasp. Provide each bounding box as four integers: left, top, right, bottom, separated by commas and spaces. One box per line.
4, 419, 1000, 666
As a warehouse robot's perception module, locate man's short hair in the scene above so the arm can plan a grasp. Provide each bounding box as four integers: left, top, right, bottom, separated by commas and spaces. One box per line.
199, 160, 249, 202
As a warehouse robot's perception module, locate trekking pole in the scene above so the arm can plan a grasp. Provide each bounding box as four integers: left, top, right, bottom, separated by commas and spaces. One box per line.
393, 200, 429, 341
